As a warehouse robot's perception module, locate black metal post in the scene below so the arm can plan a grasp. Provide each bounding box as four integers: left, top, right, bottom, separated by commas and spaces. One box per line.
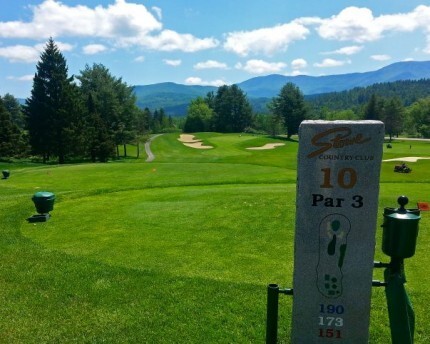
384, 257, 415, 344
266, 284, 280, 344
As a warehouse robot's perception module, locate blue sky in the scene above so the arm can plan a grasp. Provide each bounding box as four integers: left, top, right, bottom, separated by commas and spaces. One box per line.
1, 0, 430, 98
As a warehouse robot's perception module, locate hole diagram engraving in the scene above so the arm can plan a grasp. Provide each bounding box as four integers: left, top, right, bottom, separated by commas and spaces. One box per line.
316, 214, 351, 298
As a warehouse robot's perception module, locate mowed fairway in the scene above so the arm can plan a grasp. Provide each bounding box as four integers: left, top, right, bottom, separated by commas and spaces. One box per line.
1, 133, 429, 343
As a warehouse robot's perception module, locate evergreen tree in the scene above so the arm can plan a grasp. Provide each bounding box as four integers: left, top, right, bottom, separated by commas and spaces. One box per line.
134, 107, 152, 158
269, 83, 307, 138
152, 109, 162, 133
25, 38, 83, 163
383, 97, 404, 141
84, 93, 114, 162
364, 94, 384, 120
3, 93, 25, 129
406, 98, 430, 138
0, 97, 26, 158
136, 108, 152, 133
184, 97, 213, 132
326, 109, 358, 121
211, 85, 253, 133
205, 91, 215, 109
266, 114, 284, 136
77, 63, 138, 159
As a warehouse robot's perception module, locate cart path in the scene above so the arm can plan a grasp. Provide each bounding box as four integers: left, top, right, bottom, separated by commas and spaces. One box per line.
145, 134, 163, 162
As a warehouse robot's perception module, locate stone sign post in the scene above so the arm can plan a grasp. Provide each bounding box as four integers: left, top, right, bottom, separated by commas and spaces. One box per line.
291, 120, 384, 343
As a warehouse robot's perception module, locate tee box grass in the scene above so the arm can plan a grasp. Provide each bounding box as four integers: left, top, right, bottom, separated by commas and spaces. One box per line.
0, 133, 429, 343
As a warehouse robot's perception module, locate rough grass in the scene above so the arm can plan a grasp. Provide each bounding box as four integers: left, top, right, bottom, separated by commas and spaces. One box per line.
0, 134, 429, 343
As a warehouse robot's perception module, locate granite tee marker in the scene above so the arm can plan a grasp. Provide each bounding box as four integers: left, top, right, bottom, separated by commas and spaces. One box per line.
291, 120, 384, 343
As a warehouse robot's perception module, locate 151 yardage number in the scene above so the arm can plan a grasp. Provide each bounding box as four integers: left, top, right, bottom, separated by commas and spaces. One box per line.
318, 329, 342, 339
318, 304, 344, 339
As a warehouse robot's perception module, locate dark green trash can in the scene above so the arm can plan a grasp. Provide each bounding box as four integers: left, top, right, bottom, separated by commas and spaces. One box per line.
382, 196, 421, 259
2, 170, 10, 179
32, 191, 56, 214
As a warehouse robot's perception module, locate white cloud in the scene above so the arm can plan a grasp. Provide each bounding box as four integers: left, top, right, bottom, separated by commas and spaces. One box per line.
221, 5, 430, 56
163, 59, 182, 66
0, 0, 217, 53
224, 22, 309, 56
323, 45, 363, 56
371, 54, 391, 61
135, 30, 219, 52
134, 55, 145, 62
317, 7, 382, 42
414, 5, 430, 52
185, 77, 202, 84
185, 77, 226, 87
35, 41, 74, 53
0, 0, 162, 39
314, 58, 351, 68
83, 44, 107, 55
235, 59, 287, 74
152, 6, 162, 20
289, 70, 305, 76
0, 41, 73, 63
0, 45, 40, 63
315, 6, 428, 44
7, 74, 34, 81
291, 58, 307, 70
194, 60, 228, 70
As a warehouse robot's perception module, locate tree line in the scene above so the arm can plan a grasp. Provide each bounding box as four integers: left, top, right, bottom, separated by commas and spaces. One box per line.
2, 38, 430, 163
183, 82, 307, 139
307, 79, 430, 110
1, 38, 175, 163
305, 78, 430, 138
183, 81, 430, 139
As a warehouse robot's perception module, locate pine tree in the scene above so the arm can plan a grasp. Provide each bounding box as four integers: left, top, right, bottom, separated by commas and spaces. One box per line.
383, 97, 404, 141
77, 63, 138, 159
184, 97, 213, 132
84, 93, 114, 162
3, 93, 25, 129
0, 97, 26, 158
211, 85, 253, 133
364, 94, 384, 120
25, 38, 83, 163
269, 83, 307, 138
407, 98, 430, 138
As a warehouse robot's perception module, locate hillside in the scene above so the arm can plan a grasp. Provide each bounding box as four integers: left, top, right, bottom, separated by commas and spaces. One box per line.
133, 82, 217, 114
133, 61, 430, 115
238, 60, 430, 97
306, 79, 430, 111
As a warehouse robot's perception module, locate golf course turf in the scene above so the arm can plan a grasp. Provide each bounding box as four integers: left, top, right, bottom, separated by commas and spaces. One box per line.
1, 133, 429, 343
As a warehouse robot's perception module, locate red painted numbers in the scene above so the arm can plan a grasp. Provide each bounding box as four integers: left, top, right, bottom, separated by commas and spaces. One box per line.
319, 304, 344, 339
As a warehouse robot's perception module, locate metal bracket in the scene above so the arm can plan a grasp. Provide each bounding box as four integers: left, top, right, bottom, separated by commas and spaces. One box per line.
372, 280, 388, 287
374, 261, 390, 268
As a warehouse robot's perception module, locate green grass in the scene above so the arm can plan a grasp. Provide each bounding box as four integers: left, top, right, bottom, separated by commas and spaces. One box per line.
1, 133, 429, 343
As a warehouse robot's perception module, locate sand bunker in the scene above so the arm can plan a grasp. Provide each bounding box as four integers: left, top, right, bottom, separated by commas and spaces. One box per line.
383, 157, 430, 162
178, 134, 213, 149
178, 134, 201, 143
246, 143, 285, 150
183, 142, 213, 149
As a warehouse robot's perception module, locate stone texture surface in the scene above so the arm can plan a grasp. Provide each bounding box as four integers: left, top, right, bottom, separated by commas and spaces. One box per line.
291, 120, 384, 343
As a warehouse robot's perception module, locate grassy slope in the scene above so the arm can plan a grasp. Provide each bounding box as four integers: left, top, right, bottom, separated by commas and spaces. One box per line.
0, 133, 429, 343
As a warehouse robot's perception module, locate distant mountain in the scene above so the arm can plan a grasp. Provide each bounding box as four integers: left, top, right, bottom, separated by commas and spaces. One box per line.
133, 82, 216, 114
238, 61, 430, 97
133, 61, 430, 115
307, 78, 430, 111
